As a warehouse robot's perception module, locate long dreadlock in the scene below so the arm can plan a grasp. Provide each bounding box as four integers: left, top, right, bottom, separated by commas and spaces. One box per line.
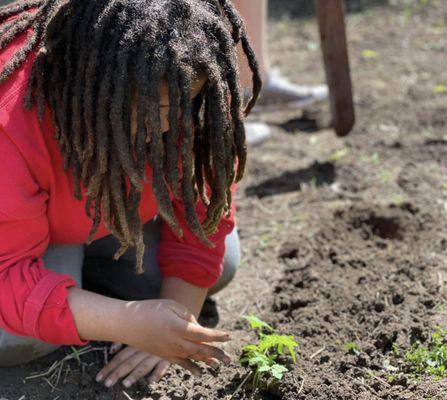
0, 0, 261, 273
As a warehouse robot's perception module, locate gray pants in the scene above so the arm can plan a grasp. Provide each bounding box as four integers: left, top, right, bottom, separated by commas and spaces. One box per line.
0, 219, 240, 367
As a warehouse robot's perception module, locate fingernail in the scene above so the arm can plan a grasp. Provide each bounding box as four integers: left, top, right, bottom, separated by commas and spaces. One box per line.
96, 374, 103, 382
110, 344, 118, 354
105, 379, 113, 388
123, 379, 132, 388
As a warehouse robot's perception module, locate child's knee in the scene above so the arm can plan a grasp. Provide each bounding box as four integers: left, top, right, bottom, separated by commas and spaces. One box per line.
224, 227, 241, 275
0, 330, 59, 367
209, 228, 241, 296
43, 244, 84, 287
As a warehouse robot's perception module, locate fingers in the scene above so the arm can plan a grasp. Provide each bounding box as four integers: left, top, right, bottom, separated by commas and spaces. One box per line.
170, 340, 231, 367
183, 342, 232, 366
148, 360, 171, 384
96, 346, 136, 383
122, 356, 160, 388
181, 322, 230, 343
97, 347, 146, 387
204, 357, 220, 369
173, 358, 203, 377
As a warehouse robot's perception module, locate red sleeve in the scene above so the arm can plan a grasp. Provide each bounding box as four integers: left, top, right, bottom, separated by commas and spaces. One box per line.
157, 186, 237, 288
0, 129, 86, 345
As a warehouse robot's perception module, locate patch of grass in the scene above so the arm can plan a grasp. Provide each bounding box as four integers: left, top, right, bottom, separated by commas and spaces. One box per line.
389, 327, 447, 381
240, 315, 299, 388
401, 0, 431, 18
360, 152, 380, 165
404, 328, 447, 379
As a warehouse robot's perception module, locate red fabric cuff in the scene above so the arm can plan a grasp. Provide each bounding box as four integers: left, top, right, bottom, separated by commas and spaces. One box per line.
161, 261, 223, 288
158, 242, 224, 288
22, 272, 87, 345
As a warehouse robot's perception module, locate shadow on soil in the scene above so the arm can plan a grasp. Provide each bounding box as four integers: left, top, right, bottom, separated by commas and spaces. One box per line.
246, 161, 335, 198
275, 115, 322, 134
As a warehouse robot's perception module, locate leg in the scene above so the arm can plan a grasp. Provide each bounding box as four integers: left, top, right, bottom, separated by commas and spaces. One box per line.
234, 0, 328, 146
83, 219, 163, 300
208, 227, 240, 297
234, 0, 270, 85
83, 218, 240, 301
0, 245, 84, 367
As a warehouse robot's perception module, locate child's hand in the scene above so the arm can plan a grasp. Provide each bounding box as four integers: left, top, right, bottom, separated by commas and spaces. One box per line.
96, 344, 172, 388
117, 299, 231, 372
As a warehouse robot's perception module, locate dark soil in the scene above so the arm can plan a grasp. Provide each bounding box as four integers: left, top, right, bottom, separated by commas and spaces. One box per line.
2, 1, 447, 399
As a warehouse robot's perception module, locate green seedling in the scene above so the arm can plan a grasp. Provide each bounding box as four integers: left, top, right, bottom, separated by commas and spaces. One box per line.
378, 169, 393, 183
433, 85, 447, 94
345, 342, 360, 356
240, 315, 298, 388
70, 346, 81, 365
329, 148, 349, 162
362, 49, 378, 60
360, 152, 380, 165
390, 194, 406, 207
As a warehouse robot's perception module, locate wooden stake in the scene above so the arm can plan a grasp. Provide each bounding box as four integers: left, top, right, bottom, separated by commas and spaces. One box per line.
316, 0, 355, 137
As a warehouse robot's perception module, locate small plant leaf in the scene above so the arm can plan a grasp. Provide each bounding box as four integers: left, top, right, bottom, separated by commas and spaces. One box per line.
242, 344, 258, 353
258, 364, 272, 373
259, 334, 299, 364
243, 315, 274, 331
270, 364, 288, 380
70, 346, 81, 364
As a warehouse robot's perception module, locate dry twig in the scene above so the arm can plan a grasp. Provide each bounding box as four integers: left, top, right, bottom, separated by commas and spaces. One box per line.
309, 346, 326, 360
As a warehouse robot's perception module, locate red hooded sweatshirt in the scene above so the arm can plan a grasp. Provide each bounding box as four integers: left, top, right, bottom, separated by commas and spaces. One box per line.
0, 23, 235, 345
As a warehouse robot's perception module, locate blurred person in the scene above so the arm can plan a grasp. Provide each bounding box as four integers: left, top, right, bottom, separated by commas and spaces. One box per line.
235, 0, 328, 145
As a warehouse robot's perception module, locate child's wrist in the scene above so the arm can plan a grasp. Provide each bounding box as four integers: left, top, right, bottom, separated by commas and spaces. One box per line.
68, 287, 129, 343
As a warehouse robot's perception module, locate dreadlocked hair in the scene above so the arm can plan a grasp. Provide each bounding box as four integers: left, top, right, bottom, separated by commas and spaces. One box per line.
0, 0, 262, 273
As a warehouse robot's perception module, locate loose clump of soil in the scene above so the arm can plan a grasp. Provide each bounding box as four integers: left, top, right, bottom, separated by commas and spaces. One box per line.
2, 1, 447, 399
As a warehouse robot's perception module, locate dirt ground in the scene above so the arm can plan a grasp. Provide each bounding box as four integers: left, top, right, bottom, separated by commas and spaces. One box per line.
2, 1, 447, 399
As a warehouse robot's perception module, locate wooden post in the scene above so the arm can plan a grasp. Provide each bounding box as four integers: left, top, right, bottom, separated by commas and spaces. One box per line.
316, 0, 355, 137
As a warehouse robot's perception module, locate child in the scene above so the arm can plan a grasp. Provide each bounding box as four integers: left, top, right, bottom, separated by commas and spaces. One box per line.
0, 0, 261, 388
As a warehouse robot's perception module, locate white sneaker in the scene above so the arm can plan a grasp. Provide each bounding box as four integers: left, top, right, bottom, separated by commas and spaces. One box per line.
253, 69, 328, 113
245, 122, 271, 147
